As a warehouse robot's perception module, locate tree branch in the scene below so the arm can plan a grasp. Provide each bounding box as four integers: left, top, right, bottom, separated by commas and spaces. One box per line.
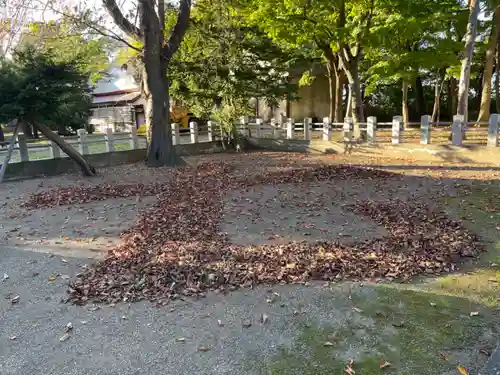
163, 0, 192, 59
102, 0, 142, 39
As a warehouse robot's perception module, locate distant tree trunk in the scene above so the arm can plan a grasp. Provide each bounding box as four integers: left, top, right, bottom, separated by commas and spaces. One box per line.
346, 85, 353, 120
415, 75, 425, 116
457, 0, 480, 126
402, 80, 409, 127
325, 53, 337, 121
478, 7, 499, 122
33, 121, 96, 176
448, 77, 458, 119
335, 69, 344, 122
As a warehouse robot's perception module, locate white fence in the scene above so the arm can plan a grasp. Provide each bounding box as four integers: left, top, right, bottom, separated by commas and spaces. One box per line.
1, 114, 498, 164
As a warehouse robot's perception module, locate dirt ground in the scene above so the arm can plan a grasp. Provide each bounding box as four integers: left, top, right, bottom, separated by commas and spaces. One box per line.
1, 151, 498, 259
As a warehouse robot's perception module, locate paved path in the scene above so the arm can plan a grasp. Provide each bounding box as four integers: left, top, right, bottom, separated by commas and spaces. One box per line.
0, 246, 359, 375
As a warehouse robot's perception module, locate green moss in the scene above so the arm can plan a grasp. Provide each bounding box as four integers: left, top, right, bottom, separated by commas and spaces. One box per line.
249, 286, 499, 375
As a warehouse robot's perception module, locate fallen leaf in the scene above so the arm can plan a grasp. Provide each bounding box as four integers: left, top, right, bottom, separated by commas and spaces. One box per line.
80, 321, 87, 325
242, 321, 252, 328
197, 346, 212, 352
260, 313, 269, 325
440, 352, 449, 361
429, 302, 437, 307
344, 359, 355, 375
176, 337, 186, 342
217, 319, 224, 327
59, 333, 71, 342
323, 341, 334, 347
352, 307, 363, 313
61, 275, 70, 280
457, 365, 469, 375
9, 335, 17, 340
64, 322, 73, 333
48, 276, 56, 281
470, 312, 480, 317
3, 273, 8, 281
380, 360, 391, 369
11, 295, 20, 304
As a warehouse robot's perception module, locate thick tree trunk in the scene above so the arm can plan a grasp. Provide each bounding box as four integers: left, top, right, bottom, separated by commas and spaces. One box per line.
344, 59, 365, 133
477, 8, 499, 122
33, 121, 96, 176
335, 70, 344, 122
457, 0, 480, 125
402, 80, 409, 127
415, 75, 425, 116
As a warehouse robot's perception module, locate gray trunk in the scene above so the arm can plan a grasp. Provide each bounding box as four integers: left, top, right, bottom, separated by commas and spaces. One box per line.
457, 0, 480, 125
402, 80, 409, 127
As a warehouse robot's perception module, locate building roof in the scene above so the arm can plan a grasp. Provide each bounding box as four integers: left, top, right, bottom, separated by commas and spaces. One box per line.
92, 66, 140, 96
93, 92, 141, 106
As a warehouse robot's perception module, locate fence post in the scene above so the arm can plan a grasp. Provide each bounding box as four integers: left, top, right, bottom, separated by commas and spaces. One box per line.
452, 115, 464, 146
189, 121, 198, 144
343, 118, 353, 142
50, 140, 61, 159
286, 118, 295, 139
207, 121, 214, 142
17, 134, 29, 162
129, 126, 139, 150
420, 115, 431, 145
280, 113, 287, 129
77, 129, 89, 155
303, 117, 312, 140
172, 123, 180, 145
322, 117, 332, 141
240, 116, 249, 137
105, 128, 115, 152
367, 116, 377, 145
391, 116, 402, 144
255, 118, 263, 138
271, 118, 281, 138
488, 113, 499, 147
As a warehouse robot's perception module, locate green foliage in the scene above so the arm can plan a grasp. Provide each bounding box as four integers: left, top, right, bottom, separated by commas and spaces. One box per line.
0, 46, 93, 132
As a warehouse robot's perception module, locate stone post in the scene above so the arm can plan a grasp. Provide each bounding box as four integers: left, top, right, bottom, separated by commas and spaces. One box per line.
343, 118, 353, 142
105, 128, 115, 152
17, 134, 29, 162
488, 113, 499, 147
207, 121, 214, 142
50, 140, 61, 159
286, 118, 295, 139
420, 115, 431, 145
367, 116, 377, 145
452, 115, 464, 146
322, 117, 332, 141
172, 123, 180, 145
303, 117, 312, 140
129, 126, 139, 150
240, 116, 249, 137
255, 118, 263, 138
189, 121, 198, 143
77, 129, 89, 155
392, 116, 402, 144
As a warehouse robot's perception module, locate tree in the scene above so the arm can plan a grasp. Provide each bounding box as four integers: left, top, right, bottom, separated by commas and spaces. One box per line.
168, 0, 300, 146
457, 0, 481, 124
102, 0, 191, 167
0, 46, 96, 176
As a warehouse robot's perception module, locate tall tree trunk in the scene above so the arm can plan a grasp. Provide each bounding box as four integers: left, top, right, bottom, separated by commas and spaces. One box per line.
402, 80, 409, 127
497, 22, 500, 113
325, 54, 337, 121
431, 78, 440, 122
33, 121, 96, 176
478, 7, 499, 122
335, 69, 344, 122
343, 59, 365, 134
448, 77, 458, 119
346, 85, 352, 120
457, 0, 480, 126
415, 75, 425, 116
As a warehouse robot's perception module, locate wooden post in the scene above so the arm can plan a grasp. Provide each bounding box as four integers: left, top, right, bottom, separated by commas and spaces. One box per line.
105, 128, 115, 152
286, 118, 295, 139
392, 116, 402, 144
129, 126, 139, 150
452, 115, 464, 146
322, 117, 332, 141
172, 123, 180, 145
343, 118, 353, 142
304, 117, 312, 140
77, 129, 89, 155
488, 113, 499, 147
207, 121, 214, 142
17, 134, 29, 162
420, 115, 431, 145
367, 116, 377, 145
255, 118, 263, 138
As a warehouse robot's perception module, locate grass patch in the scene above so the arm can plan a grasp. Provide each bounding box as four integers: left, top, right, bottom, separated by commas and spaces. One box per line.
250, 286, 498, 375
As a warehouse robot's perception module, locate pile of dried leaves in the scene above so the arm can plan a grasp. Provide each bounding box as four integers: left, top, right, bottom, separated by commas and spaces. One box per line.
23, 162, 484, 305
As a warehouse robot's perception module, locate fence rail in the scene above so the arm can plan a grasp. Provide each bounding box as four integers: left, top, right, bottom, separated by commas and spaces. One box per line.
1, 113, 499, 164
